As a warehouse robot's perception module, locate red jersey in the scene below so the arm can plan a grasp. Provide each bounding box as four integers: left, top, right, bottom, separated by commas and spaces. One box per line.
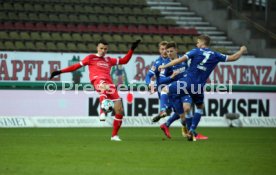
81, 54, 118, 82
61, 50, 134, 82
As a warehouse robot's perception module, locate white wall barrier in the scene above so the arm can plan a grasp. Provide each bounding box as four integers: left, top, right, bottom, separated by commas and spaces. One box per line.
0, 90, 275, 127
1, 116, 276, 128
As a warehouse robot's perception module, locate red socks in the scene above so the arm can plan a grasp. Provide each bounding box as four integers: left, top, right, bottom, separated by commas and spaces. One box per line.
112, 114, 123, 137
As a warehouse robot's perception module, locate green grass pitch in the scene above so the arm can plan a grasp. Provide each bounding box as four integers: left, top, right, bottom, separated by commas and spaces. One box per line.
1, 127, 276, 175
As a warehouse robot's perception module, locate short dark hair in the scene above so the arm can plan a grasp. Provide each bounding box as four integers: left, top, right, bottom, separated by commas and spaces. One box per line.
198, 35, 211, 46
96, 39, 108, 46
165, 41, 177, 49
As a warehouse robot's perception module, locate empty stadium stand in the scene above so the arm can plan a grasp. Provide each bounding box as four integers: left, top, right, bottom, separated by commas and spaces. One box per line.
0, 0, 241, 54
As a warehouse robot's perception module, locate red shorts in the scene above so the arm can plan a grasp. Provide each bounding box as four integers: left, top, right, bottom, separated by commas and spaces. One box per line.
92, 79, 120, 101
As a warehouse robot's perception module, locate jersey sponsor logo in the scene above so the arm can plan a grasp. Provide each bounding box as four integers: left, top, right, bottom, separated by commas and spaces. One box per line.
151, 66, 156, 71
96, 61, 109, 68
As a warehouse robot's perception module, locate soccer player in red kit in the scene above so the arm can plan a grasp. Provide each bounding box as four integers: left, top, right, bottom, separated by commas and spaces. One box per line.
50, 39, 141, 141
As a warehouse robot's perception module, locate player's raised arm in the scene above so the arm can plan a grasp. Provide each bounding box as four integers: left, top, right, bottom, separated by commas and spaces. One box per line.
226, 46, 247, 62
49, 56, 89, 80
117, 39, 141, 65
158, 55, 187, 70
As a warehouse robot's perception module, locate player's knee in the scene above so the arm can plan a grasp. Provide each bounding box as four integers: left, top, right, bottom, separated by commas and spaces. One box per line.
183, 103, 191, 113
114, 101, 124, 114
161, 86, 168, 93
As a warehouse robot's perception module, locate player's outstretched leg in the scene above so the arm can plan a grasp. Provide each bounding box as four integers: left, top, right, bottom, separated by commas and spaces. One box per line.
152, 89, 169, 123
160, 123, 171, 139
190, 108, 208, 140
111, 114, 123, 141
181, 119, 189, 138
99, 94, 107, 121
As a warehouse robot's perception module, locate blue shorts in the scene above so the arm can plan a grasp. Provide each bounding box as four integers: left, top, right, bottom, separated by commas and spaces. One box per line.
168, 94, 192, 115
168, 76, 204, 106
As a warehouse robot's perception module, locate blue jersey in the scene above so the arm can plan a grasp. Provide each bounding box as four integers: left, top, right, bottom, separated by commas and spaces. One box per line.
159, 55, 188, 85
185, 48, 228, 85
145, 56, 170, 87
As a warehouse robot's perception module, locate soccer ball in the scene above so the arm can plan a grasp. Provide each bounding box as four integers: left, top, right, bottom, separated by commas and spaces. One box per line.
101, 99, 114, 113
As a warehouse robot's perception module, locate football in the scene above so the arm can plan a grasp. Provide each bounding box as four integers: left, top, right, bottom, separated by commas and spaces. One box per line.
101, 99, 114, 113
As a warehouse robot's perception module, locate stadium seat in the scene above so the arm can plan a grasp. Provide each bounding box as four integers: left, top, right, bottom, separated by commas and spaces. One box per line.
142, 35, 153, 43
87, 43, 96, 51
34, 4, 44, 12
23, 3, 33, 12
64, 4, 74, 12
30, 32, 41, 40
103, 34, 113, 42
113, 7, 124, 14
128, 25, 138, 33
15, 41, 25, 50
0, 41, 5, 50
82, 33, 94, 42
108, 44, 118, 52
25, 23, 35, 30
152, 35, 163, 43
56, 42, 67, 52
94, 7, 104, 14
72, 33, 83, 41
97, 24, 110, 33
92, 33, 102, 41
0, 31, 9, 40
79, 15, 90, 23
8, 12, 18, 21
54, 4, 64, 12
4, 41, 15, 50
67, 43, 78, 52
122, 35, 133, 43
49, 14, 60, 23
183, 36, 194, 44
20, 32, 31, 40
77, 43, 87, 52
178, 44, 188, 53
148, 44, 158, 53
163, 36, 173, 42
46, 42, 57, 51
18, 12, 29, 21
51, 33, 63, 41
9, 31, 21, 40
25, 41, 36, 50
41, 32, 52, 41
118, 43, 128, 52
98, 15, 109, 24
173, 36, 184, 44
117, 16, 129, 25
136, 44, 148, 53
61, 33, 72, 41
3, 2, 13, 10
14, 3, 24, 11
113, 34, 123, 43
35, 42, 47, 51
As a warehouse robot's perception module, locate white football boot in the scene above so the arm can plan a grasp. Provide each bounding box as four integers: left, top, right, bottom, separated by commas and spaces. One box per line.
111, 135, 122, 141
99, 112, 106, 122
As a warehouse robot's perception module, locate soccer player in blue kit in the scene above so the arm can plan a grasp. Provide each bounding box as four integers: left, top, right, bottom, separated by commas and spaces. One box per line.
155, 41, 208, 139
145, 41, 169, 96
157, 42, 189, 138
159, 35, 247, 141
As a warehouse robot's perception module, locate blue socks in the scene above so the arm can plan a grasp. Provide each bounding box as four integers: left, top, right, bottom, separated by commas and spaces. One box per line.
190, 109, 203, 131
165, 113, 180, 127
185, 113, 193, 130
160, 91, 168, 111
